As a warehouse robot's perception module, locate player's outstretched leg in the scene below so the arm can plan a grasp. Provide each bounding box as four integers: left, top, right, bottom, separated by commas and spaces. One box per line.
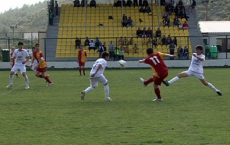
140, 77, 154, 86
104, 83, 112, 101
200, 79, 222, 96
81, 86, 95, 100
163, 72, 188, 86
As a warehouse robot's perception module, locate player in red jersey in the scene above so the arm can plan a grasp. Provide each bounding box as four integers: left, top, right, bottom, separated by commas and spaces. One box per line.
139, 48, 176, 101
30, 43, 53, 86
77, 44, 87, 75
10, 46, 19, 78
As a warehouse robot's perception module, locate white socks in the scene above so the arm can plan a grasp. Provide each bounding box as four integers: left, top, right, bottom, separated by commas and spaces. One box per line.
104, 84, 109, 99
24, 75, 29, 87
9, 75, 14, 84
85, 86, 94, 94
168, 76, 180, 84
208, 83, 218, 92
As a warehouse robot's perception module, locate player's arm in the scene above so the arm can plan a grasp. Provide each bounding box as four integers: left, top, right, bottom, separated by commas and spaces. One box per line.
22, 56, 30, 64
90, 64, 102, 77
193, 53, 204, 61
164, 53, 176, 58
139, 59, 145, 63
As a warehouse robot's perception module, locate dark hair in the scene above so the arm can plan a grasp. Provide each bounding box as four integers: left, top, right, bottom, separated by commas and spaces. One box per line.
18, 42, 23, 45
196, 45, 203, 51
101, 51, 109, 58
35, 43, 39, 46
146, 48, 153, 55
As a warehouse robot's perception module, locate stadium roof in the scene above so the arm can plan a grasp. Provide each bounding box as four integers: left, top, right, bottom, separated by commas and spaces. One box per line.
199, 21, 230, 34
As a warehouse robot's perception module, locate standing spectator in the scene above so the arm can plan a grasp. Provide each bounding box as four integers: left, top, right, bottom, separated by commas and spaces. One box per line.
143, 0, 148, 7
119, 48, 125, 60
89, 39, 96, 51
156, 28, 161, 38
127, 17, 134, 27
77, 44, 87, 76
166, 35, 172, 45
90, 0, 96, 7
103, 42, 107, 52
134, 0, 138, 7
164, 17, 170, 27
55, 1, 58, 16
84, 37, 90, 46
139, 0, 142, 6
189, 0, 196, 14
161, 35, 167, 45
81, 0, 85, 7
183, 45, 189, 58
74, 0, 80, 7
95, 37, 100, 48
173, 37, 177, 46
98, 43, 105, 58
109, 41, 114, 60
49, 11, 54, 25
127, 0, 133, 7
75, 37, 81, 49
177, 45, 184, 59
136, 27, 142, 37
169, 43, 176, 60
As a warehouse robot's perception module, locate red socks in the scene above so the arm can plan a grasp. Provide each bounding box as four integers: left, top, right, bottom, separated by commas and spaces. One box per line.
79, 68, 82, 75
45, 76, 52, 83
154, 88, 161, 99
144, 77, 154, 85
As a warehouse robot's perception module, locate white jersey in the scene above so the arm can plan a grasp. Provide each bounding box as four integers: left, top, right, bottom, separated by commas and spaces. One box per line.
12, 49, 29, 66
90, 58, 107, 78
188, 53, 205, 74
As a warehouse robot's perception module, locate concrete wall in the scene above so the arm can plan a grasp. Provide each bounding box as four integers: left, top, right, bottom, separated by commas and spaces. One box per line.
1, 59, 230, 69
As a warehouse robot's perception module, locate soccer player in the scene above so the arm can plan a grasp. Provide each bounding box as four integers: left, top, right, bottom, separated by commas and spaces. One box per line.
10, 46, 19, 78
77, 44, 87, 75
81, 52, 112, 101
30, 47, 38, 71
139, 48, 176, 101
7, 42, 30, 89
31, 43, 53, 86
163, 45, 222, 96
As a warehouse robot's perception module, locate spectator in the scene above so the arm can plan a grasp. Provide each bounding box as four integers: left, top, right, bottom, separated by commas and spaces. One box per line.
122, 14, 128, 27
109, 41, 114, 60
119, 48, 125, 60
55, 1, 58, 16
74, 0, 80, 7
95, 37, 100, 48
173, 17, 180, 25
184, 45, 189, 57
89, 39, 96, 51
177, 45, 184, 59
90, 0, 96, 7
139, 6, 145, 13
190, 0, 196, 14
167, 35, 172, 45
178, 22, 183, 29
134, 0, 138, 7
145, 6, 152, 14
182, 21, 189, 29
98, 43, 105, 58
173, 37, 177, 46
133, 44, 139, 53
169, 42, 176, 60
152, 37, 158, 47
162, 10, 169, 19
178, 0, 183, 5
164, 17, 170, 27
127, 0, 133, 7
161, 0, 166, 6
136, 27, 142, 37
139, 0, 143, 6
161, 35, 167, 45
49, 11, 54, 25
81, 0, 86, 7
103, 42, 107, 52
75, 37, 81, 49
128, 38, 134, 45
141, 27, 147, 37
84, 37, 90, 46
156, 28, 161, 38
127, 17, 134, 27
143, 0, 148, 7
114, 47, 120, 61
146, 27, 152, 38
180, 8, 189, 20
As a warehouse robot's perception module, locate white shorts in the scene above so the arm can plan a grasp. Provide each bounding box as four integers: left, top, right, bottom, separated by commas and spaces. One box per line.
90, 75, 108, 87
184, 70, 205, 79
11, 64, 26, 73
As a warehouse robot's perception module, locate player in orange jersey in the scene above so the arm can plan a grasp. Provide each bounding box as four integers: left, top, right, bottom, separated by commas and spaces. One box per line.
30, 43, 53, 86
139, 48, 176, 101
10, 46, 19, 78
77, 44, 87, 75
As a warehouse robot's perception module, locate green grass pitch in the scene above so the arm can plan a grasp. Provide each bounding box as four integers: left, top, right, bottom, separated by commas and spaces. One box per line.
0, 68, 230, 145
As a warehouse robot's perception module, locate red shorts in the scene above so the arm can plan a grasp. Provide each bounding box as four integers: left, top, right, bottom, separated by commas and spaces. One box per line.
36, 67, 47, 73
79, 62, 85, 66
153, 72, 168, 85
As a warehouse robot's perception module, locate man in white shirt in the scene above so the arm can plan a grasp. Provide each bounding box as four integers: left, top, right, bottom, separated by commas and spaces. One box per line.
163, 45, 222, 96
89, 39, 96, 51
81, 52, 112, 101
7, 42, 30, 89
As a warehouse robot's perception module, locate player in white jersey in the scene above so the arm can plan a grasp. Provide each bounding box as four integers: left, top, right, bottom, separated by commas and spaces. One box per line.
6, 42, 30, 89
30, 47, 38, 71
81, 52, 112, 101
163, 45, 222, 96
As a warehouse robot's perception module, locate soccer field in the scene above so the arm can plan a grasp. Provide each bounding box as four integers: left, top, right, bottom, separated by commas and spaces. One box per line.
0, 68, 229, 145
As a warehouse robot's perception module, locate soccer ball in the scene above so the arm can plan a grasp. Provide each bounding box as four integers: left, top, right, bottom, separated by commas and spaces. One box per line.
118, 60, 127, 68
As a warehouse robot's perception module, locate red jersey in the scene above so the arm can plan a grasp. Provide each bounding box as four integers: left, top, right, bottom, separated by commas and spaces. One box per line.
144, 52, 168, 77
33, 50, 47, 68
10, 52, 15, 66
78, 49, 87, 63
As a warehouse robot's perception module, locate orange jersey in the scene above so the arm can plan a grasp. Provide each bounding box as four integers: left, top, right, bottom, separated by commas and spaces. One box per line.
78, 49, 87, 63
33, 50, 47, 68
